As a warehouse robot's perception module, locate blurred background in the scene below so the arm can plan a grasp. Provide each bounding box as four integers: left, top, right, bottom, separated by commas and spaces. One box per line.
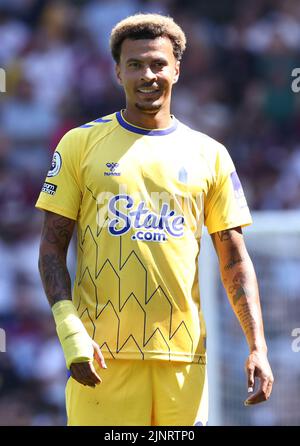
0, 0, 300, 426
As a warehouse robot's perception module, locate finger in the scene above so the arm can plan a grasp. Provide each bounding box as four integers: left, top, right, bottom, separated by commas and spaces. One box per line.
73, 370, 96, 387
265, 379, 273, 400
244, 378, 271, 405
73, 376, 89, 387
78, 364, 100, 387
77, 361, 102, 386
246, 365, 255, 393
70, 370, 90, 387
70, 363, 87, 383
244, 390, 265, 405
89, 361, 102, 384
93, 343, 107, 369
70, 368, 86, 386
71, 363, 98, 387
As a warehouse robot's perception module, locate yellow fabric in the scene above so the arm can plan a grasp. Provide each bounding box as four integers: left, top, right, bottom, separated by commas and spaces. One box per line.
52, 300, 94, 369
65, 359, 208, 426
36, 111, 252, 363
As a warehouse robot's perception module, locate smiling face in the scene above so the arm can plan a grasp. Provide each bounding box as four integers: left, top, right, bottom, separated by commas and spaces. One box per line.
116, 36, 180, 118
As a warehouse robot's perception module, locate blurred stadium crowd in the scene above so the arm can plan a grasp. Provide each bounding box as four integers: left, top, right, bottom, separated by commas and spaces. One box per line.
0, 0, 300, 425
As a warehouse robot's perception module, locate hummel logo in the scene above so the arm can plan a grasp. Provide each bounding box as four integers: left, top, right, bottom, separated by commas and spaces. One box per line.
106, 162, 118, 172
104, 162, 121, 176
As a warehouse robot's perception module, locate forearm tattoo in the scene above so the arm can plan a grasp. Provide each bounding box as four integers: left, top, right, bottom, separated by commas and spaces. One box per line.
228, 272, 249, 305
213, 228, 262, 345
224, 252, 243, 271
212, 230, 243, 270
39, 213, 74, 306
39, 253, 72, 306
236, 302, 257, 338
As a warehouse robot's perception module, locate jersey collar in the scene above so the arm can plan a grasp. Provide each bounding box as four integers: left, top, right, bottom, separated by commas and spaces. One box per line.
116, 110, 178, 136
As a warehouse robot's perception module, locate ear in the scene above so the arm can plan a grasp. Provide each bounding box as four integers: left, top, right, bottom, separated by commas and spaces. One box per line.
173, 61, 180, 85
115, 64, 123, 86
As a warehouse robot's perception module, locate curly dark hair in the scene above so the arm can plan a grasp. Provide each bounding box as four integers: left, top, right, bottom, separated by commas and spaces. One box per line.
110, 13, 186, 63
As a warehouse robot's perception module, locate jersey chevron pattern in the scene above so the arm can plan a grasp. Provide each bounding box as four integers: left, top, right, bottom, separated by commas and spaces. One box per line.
36, 111, 252, 363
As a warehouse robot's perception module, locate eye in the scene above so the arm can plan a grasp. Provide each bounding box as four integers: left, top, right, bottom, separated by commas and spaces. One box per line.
128, 61, 140, 68
154, 62, 166, 68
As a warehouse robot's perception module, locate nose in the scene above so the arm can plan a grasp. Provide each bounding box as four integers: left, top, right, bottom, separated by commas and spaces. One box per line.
140, 65, 156, 82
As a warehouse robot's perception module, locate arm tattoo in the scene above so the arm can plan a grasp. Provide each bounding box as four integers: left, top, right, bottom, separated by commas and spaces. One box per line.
41, 214, 74, 250
39, 253, 72, 306
39, 213, 75, 307
211, 228, 242, 260
228, 272, 246, 305
217, 230, 232, 242
216, 227, 242, 243
228, 272, 253, 305
236, 303, 257, 337
213, 227, 264, 348
224, 252, 243, 271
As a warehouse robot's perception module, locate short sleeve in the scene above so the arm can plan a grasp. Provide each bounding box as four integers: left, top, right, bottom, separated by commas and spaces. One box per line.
204, 144, 252, 234
35, 129, 82, 220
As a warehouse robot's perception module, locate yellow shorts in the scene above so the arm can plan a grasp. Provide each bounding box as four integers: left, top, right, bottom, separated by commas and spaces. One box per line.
65, 359, 208, 426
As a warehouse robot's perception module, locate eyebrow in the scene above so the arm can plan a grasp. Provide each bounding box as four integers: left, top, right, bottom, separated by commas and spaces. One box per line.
126, 58, 141, 63
126, 57, 168, 64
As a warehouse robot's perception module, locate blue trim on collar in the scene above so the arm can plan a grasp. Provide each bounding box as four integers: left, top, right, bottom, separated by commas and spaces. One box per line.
116, 111, 178, 136
80, 117, 112, 128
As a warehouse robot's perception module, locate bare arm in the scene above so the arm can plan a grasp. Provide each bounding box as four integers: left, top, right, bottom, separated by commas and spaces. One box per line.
38, 211, 105, 386
38, 211, 75, 307
211, 227, 274, 405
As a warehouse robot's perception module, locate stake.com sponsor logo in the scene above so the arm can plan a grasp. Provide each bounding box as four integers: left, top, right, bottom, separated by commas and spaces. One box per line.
95, 187, 204, 243
107, 194, 185, 242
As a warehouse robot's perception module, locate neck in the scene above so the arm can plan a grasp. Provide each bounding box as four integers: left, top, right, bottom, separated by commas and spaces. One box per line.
123, 105, 173, 129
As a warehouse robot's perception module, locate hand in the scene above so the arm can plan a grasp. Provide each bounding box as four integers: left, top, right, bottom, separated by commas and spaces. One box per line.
244, 350, 274, 406
70, 340, 107, 388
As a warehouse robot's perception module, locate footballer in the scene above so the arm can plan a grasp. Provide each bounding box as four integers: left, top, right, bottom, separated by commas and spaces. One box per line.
36, 13, 274, 426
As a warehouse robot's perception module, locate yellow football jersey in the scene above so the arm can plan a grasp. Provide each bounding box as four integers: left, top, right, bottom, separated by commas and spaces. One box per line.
36, 110, 252, 363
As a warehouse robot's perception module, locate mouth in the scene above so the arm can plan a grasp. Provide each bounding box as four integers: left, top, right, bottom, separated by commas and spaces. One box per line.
136, 87, 161, 97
